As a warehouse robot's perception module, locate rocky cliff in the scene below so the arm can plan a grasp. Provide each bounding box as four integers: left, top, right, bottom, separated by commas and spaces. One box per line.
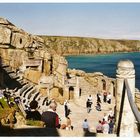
40, 35, 140, 55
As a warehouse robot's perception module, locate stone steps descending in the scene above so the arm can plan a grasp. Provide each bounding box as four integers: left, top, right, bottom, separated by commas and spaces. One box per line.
29, 91, 39, 102
24, 86, 37, 98
20, 85, 34, 97
18, 84, 30, 96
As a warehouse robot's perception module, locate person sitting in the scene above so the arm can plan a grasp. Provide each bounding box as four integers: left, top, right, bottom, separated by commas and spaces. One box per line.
66, 116, 73, 130
41, 100, 60, 128
26, 100, 41, 120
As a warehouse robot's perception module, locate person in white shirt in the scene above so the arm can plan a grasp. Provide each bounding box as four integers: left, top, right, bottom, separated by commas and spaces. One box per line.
82, 119, 89, 132
87, 95, 93, 102
102, 121, 109, 134
103, 113, 108, 122
108, 108, 114, 120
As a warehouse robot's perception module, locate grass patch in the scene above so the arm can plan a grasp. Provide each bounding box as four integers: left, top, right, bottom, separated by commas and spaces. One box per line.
0, 97, 18, 120
26, 120, 44, 127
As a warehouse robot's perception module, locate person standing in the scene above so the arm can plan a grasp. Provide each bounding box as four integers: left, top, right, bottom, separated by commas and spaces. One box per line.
97, 92, 101, 103
82, 119, 89, 132
41, 101, 60, 128
102, 121, 109, 134
87, 95, 93, 103
103, 113, 108, 122
64, 100, 69, 117
96, 102, 102, 111
108, 120, 114, 134
107, 92, 112, 104
86, 99, 92, 113
86, 95, 93, 113
108, 108, 114, 120
103, 91, 107, 103
96, 120, 103, 133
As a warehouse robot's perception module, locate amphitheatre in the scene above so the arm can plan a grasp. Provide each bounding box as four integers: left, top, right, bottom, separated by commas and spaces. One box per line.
0, 17, 140, 137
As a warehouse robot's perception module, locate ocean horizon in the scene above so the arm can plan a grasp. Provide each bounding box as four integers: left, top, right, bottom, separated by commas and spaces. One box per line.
66, 52, 140, 90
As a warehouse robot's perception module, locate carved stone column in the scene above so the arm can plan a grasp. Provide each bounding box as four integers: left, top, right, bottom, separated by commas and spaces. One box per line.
116, 60, 135, 136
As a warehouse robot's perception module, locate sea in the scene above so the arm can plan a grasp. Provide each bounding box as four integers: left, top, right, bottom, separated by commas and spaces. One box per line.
66, 52, 140, 90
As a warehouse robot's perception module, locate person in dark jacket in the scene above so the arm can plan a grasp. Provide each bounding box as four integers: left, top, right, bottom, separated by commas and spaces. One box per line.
86, 99, 92, 113
41, 100, 60, 128
26, 100, 41, 120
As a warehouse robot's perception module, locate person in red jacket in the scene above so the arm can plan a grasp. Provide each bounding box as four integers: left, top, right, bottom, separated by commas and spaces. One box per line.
41, 100, 60, 128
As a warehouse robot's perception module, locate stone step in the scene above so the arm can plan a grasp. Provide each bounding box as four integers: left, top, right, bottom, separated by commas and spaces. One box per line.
29, 91, 39, 102
9, 73, 19, 79
24, 87, 37, 99
1, 64, 9, 68
18, 84, 30, 95
21, 86, 34, 97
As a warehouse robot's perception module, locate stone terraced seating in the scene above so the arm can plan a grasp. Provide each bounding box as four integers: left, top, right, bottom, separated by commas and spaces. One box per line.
23, 86, 37, 98
20, 85, 34, 97
38, 96, 48, 107
18, 84, 30, 96
36, 94, 42, 101
9, 73, 19, 79
33, 92, 40, 101
29, 91, 39, 102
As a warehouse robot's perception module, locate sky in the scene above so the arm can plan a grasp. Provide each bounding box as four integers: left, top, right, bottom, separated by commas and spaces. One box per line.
0, 3, 140, 40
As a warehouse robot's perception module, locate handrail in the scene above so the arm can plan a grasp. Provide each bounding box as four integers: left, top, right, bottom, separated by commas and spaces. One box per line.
124, 78, 140, 123
117, 81, 126, 136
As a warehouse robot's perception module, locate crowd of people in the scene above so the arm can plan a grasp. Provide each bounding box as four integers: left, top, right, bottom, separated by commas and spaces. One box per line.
82, 110, 115, 134
83, 91, 114, 134
96, 110, 115, 134
86, 91, 112, 113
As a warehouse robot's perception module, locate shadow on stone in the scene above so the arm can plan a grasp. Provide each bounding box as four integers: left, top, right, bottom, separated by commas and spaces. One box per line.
136, 122, 140, 134
0, 127, 60, 137
84, 131, 96, 137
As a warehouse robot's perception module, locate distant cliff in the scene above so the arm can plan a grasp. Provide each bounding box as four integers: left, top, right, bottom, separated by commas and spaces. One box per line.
40, 35, 140, 55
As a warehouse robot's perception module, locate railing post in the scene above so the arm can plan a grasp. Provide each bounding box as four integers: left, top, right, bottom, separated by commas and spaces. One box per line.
116, 60, 135, 136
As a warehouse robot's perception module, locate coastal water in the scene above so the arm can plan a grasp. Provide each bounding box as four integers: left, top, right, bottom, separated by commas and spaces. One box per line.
66, 52, 140, 90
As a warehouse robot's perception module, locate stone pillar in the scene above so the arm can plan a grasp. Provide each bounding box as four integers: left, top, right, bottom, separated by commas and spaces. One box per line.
74, 76, 80, 99
116, 60, 135, 137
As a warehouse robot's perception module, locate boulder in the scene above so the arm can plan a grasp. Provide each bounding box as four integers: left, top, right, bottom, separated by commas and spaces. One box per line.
0, 26, 11, 44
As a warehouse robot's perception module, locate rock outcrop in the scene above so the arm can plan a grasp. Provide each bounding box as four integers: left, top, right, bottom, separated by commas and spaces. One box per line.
41, 35, 140, 55
0, 18, 45, 50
